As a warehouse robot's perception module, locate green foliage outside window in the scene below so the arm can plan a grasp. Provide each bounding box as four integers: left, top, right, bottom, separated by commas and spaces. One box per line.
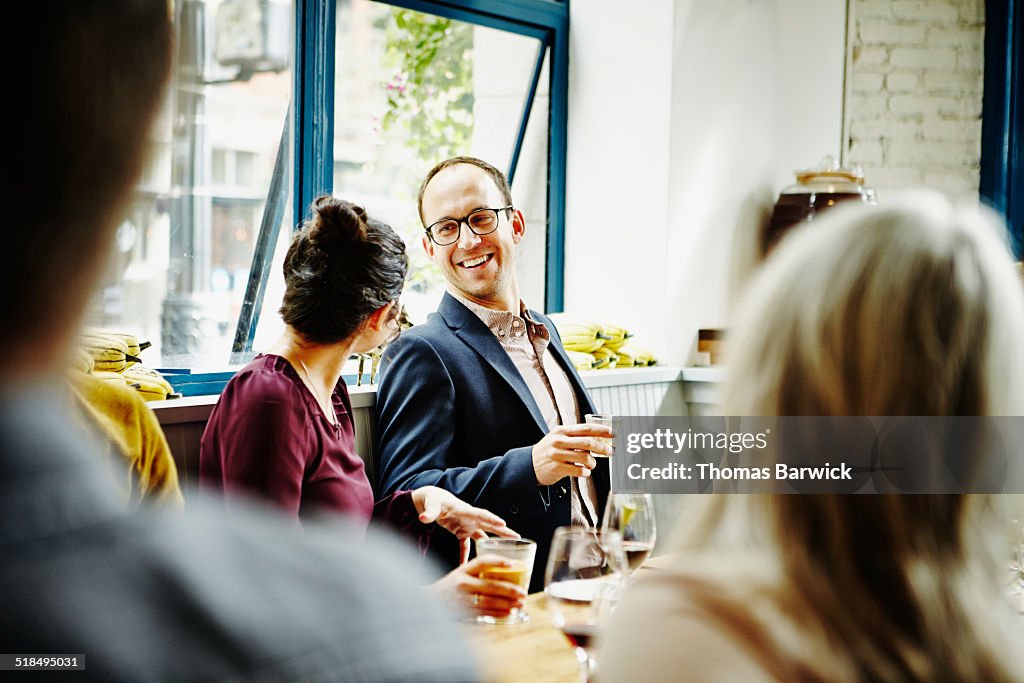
381, 9, 474, 166
380, 9, 475, 295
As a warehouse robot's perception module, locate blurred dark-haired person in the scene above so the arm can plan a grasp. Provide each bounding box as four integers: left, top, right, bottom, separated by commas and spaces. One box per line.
200, 196, 526, 620
376, 156, 612, 592
0, 3, 477, 680
600, 195, 1024, 682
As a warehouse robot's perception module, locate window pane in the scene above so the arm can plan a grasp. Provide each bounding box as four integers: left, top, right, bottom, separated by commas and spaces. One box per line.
87, 0, 294, 369
333, 0, 549, 323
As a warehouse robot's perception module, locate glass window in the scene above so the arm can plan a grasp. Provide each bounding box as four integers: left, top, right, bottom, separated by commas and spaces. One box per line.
87, 0, 294, 369
326, 0, 551, 325
88, 0, 564, 380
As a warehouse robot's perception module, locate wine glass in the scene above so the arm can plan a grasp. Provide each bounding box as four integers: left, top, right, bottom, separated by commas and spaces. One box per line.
1008, 518, 1024, 598
544, 527, 626, 681
601, 492, 657, 575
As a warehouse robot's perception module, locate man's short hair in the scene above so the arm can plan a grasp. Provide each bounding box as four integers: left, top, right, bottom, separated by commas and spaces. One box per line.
417, 156, 513, 225
6, 1, 172, 344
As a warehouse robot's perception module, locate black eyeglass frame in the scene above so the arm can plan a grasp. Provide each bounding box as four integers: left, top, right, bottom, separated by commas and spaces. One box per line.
424, 205, 514, 246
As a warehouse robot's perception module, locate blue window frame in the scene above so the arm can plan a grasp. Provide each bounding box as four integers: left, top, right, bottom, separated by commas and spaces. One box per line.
981, 0, 1023, 258
231, 0, 570, 359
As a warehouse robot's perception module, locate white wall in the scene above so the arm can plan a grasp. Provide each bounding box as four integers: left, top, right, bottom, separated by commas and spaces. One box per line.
565, 0, 847, 365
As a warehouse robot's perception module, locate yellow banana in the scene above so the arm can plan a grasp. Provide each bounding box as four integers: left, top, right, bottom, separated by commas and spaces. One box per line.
80, 334, 128, 361
592, 346, 618, 369
615, 343, 657, 367
92, 370, 130, 385
566, 350, 597, 372
599, 323, 632, 345
614, 348, 636, 367
565, 338, 605, 353
125, 375, 171, 401
124, 366, 174, 396
548, 314, 611, 353
135, 387, 168, 402
82, 326, 151, 357
80, 332, 142, 370
93, 358, 128, 373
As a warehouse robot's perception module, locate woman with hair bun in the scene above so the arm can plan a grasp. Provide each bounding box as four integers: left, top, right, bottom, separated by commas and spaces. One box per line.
201, 196, 525, 619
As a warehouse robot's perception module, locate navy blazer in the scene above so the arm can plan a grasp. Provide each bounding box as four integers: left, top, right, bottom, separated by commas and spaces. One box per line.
375, 293, 610, 591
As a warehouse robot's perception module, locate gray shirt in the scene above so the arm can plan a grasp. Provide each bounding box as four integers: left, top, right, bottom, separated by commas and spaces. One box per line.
0, 387, 478, 682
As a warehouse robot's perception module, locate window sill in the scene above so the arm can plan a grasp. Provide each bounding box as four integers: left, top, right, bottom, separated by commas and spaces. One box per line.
150, 365, 723, 425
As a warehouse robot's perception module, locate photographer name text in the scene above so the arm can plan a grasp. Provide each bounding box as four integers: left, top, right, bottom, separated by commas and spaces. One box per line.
626, 462, 853, 481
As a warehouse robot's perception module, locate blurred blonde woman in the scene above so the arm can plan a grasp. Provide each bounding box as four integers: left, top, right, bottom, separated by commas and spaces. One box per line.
600, 195, 1024, 682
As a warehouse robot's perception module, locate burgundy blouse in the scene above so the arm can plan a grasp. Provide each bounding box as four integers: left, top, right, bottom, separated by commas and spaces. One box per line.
199, 354, 419, 536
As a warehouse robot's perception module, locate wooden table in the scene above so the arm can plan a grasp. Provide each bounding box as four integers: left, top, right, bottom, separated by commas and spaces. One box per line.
464, 592, 580, 683
466, 559, 1024, 682
465, 562, 673, 683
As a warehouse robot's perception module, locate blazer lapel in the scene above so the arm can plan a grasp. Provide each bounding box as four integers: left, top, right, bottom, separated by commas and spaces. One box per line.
438, 293, 550, 434
533, 310, 597, 416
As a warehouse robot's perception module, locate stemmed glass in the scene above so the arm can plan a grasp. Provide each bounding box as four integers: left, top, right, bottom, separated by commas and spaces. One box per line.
544, 527, 627, 682
1008, 518, 1024, 598
601, 492, 657, 575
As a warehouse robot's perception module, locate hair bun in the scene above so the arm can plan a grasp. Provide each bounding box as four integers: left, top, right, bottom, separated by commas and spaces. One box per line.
308, 196, 368, 251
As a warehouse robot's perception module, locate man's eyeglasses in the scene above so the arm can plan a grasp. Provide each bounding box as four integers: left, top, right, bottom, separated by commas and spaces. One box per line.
424, 206, 513, 246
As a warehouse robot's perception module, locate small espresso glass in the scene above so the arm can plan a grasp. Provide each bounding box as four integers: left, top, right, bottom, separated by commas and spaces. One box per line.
474, 537, 537, 624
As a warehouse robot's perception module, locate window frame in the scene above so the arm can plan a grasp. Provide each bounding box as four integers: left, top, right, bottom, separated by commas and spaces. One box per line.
230, 0, 570, 362
980, 0, 1023, 259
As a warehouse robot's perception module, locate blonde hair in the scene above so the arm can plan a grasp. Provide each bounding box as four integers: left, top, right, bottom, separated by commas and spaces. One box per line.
676, 194, 1024, 681
725, 195, 1024, 416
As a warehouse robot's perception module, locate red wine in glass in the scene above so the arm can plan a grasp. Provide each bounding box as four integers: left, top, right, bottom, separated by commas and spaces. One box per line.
623, 541, 653, 570
561, 623, 598, 650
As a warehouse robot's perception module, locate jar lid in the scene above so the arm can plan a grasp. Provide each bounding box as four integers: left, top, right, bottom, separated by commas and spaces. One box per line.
795, 169, 863, 184
794, 155, 865, 185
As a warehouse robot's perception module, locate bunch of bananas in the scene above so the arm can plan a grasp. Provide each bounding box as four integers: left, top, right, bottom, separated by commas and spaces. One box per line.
613, 343, 656, 367
75, 327, 175, 401
123, 366, 176, 401
599, 323, 632, 351
546, 315, 609, 353
80, 327, 147, 373
549, 315, 658, 370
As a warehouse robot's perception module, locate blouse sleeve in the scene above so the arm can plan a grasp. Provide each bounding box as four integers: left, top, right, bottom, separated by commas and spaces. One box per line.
372, 490, 435, 554
206, 372, 315, 518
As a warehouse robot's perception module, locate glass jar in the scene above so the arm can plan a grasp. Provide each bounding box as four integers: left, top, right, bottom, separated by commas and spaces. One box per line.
763, 157, 875, 256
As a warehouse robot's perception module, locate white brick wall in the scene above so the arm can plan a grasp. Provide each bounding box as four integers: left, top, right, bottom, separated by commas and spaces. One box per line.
845, 0, 985, 199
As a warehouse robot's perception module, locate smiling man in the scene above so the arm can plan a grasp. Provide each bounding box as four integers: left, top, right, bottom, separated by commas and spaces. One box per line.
375, 157, 611, 591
